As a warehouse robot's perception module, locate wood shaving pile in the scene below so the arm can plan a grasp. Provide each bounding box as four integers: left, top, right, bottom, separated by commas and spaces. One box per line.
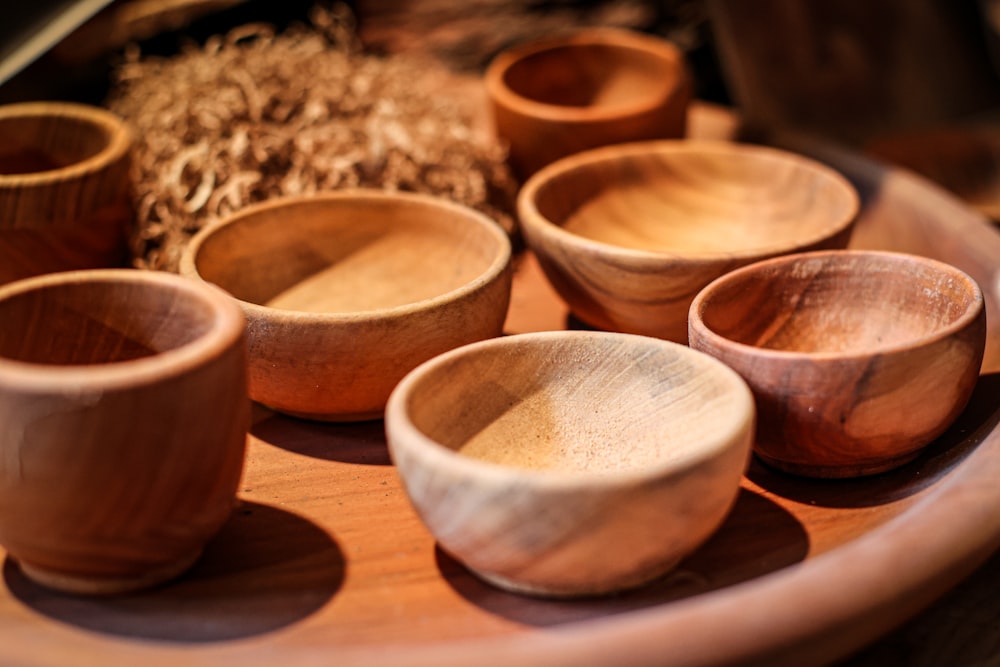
106, 4, 517, 271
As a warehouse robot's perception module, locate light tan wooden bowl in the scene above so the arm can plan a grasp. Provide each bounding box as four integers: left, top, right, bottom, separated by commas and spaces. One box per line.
689, 249, 987, 478
485, 28, 691, 179
0, 268, 249, 595
518, 139, 860, 343
0, 102, 133, 285
385, 330, 754, 597
180, 190, 512, 421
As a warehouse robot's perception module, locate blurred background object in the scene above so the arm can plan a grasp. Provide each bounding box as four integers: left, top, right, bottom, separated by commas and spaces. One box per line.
706, 0, 1000, 146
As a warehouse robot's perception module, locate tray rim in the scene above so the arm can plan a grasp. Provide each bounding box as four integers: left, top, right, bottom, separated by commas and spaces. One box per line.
2, 103, 1000, 667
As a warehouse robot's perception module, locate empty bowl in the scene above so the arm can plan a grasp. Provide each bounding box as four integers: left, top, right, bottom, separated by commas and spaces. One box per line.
385, 330, 754, 597
0, 102, 133, 285
0, 269, 249, 594
485, 27, 691, 179
688, 250, 987, 478
179, 190, 513, 421
518, 140, 860, 343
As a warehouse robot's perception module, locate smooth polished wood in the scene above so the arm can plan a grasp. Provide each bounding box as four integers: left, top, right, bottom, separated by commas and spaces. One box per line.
386, 331, 753, 597
0, 269, 248, 595
0, 102, 133, 285
179, 190, 512, 422
485, 28, 691, 179
517, 139, 859, 343
689, 249, 987, 478
0, 104, 998, 665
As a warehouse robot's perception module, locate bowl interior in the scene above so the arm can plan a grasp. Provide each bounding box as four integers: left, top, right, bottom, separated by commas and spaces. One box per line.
502, 41, 674, 109
0, 278, 218, 365
402, 334, 749, 474
192, 197, 505, 313
529, 143, 857, 256
695, 252, 981, 354
0, 114, 110, 176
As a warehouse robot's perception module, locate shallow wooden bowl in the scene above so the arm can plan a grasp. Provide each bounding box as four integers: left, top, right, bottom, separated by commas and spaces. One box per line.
688, 249, 987, 478
518, 140, 860, 343
385, 330, 754, 597
485, 28, 691, 179
0, 102, 133, 285
0, 268, 249, 594
180, 190, 512, 421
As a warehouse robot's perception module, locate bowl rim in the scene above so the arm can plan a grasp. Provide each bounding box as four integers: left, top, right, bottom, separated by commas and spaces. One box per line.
0, 101, 132, 186
484, 27, 690, 123
0, 268, 246, 391
179, 189, 513, 322
385, 330, 755, 488
688, 248, 987, 361
517, 139, 861, 264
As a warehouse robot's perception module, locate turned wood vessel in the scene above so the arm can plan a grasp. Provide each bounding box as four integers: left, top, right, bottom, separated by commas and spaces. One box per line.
0, 269, 249, 594
486, 28, 691, 179
518, 139, 860, 343
688, 249, 987, 478
386, 330, 754, 597
180, 190, 512, 421
0, 102, 133, 285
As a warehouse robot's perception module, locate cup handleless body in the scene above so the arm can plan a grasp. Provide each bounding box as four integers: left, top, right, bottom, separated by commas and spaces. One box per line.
0, 269, 249, 594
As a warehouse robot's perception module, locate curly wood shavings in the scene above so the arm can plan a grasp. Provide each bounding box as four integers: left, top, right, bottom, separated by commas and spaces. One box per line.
107, 4, 517, 271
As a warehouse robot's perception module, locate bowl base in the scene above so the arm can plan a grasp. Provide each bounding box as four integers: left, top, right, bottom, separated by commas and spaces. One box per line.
469, 554, 684, 599
266, 404, 384, 423
755, 449, 924, 479
15, 548, 204, 596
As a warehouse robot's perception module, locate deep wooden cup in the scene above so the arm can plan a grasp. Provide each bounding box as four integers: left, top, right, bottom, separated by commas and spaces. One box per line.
0, 102, 133, 285
0, 269, 249, 594
689, 250, 987, 478
386, 330, 754, 597
486, 28, 692, 179
180, 190, 513, 421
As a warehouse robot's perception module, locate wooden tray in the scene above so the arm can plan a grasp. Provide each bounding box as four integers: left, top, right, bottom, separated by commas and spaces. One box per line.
1, 104, 999, 666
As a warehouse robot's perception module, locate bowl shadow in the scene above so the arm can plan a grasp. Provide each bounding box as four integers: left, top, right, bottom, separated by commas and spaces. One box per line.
437, 487, 808, 627
251, 405, 391, 465
748, 372, 1000, 509
4, 500, 344, 643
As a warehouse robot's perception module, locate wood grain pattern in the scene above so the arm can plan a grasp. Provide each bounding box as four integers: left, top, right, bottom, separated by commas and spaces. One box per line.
0, 269, 248, 595
518, 139, 859, 343
0, 104, 997, 665
385, 330, 753, 597
0, 102, 133, 285
486, 28, 691, 179
689, 249, 987, 478
180, 190, 512, 422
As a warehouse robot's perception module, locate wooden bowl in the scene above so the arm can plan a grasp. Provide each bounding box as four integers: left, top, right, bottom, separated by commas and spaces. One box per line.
0, 102, 133, 285
485, 28, 691, 179
518, 140, 860, 343
179, 190, 512, 421
0, 269, 249, 594
385, 330, 754, 597
688, 249, 987, 478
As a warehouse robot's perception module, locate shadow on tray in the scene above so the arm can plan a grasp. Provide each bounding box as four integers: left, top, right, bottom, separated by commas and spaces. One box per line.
4, 500, 344, 642
251, 406, 392, 465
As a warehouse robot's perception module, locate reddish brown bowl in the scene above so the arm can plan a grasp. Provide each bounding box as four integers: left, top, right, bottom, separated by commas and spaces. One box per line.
689, 250, 986, 478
